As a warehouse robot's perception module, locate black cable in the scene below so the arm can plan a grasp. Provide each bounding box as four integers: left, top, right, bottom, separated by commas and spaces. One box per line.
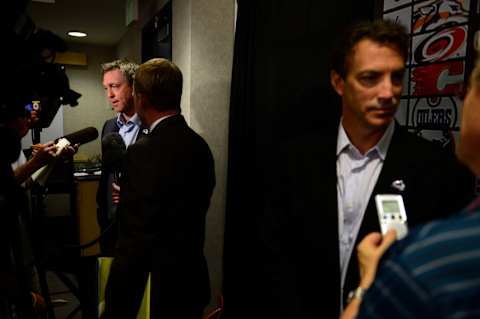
64, 219, 116, 250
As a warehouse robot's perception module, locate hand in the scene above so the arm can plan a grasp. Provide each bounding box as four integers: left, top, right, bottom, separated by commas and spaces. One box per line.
29, 110, 40, 128
59, 143, 80, 158
357, 229, 397, 289
112, 182, 121, 204
31, 141, 57, 167
31, 292, 46, 314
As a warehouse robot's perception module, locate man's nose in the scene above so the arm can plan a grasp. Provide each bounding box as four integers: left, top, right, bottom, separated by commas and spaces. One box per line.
378, 77, 398, 99
107, 88, 114, 98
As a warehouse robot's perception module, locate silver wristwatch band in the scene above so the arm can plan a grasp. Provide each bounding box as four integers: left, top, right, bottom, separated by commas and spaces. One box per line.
347, 286, 367, 303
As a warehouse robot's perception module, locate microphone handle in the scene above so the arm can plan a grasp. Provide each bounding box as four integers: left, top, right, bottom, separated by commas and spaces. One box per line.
113, 171, 122, 184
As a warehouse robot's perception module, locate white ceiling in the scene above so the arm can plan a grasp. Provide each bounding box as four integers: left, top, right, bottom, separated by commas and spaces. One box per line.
27, 0, 128, 46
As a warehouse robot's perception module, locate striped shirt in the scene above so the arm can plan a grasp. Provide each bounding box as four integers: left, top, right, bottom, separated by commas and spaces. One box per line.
357, 197, 480, 319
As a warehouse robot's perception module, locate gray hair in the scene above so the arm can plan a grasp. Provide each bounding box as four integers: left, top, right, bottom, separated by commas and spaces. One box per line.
101, 59, 139, 85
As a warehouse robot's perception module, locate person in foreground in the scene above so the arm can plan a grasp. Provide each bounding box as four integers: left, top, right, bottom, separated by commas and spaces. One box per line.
340, 60, 480, 319
104, 58, 216, 319
8, 108, 77, 187
260, 19, 475, 319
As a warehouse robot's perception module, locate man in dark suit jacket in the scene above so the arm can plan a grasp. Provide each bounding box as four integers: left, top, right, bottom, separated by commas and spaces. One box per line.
260, 20, 475, 319
97, 59, 148, 255
104, 58, 215, 319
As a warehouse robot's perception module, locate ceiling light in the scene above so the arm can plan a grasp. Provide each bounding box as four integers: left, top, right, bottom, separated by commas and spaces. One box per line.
67, 31, 87, 38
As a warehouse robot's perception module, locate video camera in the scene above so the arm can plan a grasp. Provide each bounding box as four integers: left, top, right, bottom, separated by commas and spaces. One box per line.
0, 2, 82, 316
0, 1, 81, 134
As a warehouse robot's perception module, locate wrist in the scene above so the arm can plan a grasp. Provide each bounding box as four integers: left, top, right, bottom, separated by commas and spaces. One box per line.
347, 286, 367, 304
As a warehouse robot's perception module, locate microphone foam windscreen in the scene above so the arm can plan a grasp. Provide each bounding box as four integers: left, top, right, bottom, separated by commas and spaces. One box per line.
101, 132, 126, 170
63, 127, 99, 145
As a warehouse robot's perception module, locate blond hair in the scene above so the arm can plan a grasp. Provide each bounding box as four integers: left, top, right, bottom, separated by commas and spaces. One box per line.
133, 58, 183, 111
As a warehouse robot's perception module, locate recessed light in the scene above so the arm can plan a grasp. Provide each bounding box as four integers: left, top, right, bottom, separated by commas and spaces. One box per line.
67, 31, 87, 38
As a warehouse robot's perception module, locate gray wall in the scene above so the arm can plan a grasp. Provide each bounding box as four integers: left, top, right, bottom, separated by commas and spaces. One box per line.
63, 43, 117, 162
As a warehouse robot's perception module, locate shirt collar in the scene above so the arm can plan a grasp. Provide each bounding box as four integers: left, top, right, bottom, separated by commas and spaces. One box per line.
150, 114, 177, 131
375, 121, 395, 160
116, 113, 141, 127
336, 121, 350, 156
336, 119, 395, 160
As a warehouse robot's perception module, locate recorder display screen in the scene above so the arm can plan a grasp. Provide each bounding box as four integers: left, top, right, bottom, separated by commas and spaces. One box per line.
382, 200, 400, 214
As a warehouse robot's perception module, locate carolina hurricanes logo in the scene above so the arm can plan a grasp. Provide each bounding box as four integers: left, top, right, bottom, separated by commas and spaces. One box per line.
414, 26, 466, 63
384, 0, 469, 147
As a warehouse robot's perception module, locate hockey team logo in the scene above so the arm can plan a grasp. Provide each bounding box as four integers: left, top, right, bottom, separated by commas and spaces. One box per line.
411, 96, 458, 130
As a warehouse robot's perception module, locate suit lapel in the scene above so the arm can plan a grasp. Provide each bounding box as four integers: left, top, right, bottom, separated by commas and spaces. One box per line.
360, 123, 409, 236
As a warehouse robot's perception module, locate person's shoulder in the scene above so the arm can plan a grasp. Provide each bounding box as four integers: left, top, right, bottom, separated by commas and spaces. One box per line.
390, 208, 480, 266
395, 126, 458, 161
102, 117, 117, 126
397, 126, 443, 151
101, 117, 118, 136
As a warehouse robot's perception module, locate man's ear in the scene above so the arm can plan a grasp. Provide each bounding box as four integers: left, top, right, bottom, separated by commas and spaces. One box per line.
330, 70, 345, 97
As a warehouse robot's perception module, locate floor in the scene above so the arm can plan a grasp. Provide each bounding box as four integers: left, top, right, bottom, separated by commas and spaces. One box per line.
46, 271, 82, 319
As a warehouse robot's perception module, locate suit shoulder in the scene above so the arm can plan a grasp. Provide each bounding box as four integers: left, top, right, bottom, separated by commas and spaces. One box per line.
101, 117, 118, 137
397, 128, 455, 159
396, 128, 473, 182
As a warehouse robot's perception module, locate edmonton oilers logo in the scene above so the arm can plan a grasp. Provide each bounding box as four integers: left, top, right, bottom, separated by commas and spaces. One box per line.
411, 96, 458, 131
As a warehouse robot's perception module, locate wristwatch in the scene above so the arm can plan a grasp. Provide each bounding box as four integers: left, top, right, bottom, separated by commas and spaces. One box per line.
347, 287, 367, 303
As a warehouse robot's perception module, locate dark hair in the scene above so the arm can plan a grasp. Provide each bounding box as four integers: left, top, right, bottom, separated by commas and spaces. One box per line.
133, 58, 183, 112
331, 19, 409, 78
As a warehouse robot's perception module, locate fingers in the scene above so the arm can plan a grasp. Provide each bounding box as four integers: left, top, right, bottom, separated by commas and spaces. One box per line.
358, 230, 397, 256
60, 145, 77, 157
378, 229, 397, 255
112, 183, 121, 204
358, 232, 382, 250
44, 141, 56, 147
356, 230, 398, 289
44, 144, 58, 156
112, 182, 120, 192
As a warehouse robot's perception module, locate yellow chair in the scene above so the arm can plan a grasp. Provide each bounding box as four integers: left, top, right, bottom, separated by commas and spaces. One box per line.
97, 257, 150, 319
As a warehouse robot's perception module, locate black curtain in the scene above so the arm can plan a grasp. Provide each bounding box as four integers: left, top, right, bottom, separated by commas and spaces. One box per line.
223, 1, 377, 317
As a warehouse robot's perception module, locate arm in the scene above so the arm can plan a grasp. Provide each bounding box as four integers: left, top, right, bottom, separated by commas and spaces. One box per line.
14, 142, 78, 187
340, 229, 397, 319
13, 142, 57, 185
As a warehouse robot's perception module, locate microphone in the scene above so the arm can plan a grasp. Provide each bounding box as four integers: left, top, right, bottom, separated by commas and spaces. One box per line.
101, 132, 126, 182
32, 127, 99, 186
61, 126, 99, 145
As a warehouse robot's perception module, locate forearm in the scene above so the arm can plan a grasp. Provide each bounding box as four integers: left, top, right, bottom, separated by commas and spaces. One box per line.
340, 298, 362, 319
13, 157, 44, 185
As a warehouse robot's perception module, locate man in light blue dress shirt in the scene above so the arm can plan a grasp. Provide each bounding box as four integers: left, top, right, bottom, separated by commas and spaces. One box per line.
97, 59, 146, 255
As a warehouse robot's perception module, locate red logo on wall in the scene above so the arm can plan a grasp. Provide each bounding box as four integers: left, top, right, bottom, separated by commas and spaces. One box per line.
411, 60, 464, 96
